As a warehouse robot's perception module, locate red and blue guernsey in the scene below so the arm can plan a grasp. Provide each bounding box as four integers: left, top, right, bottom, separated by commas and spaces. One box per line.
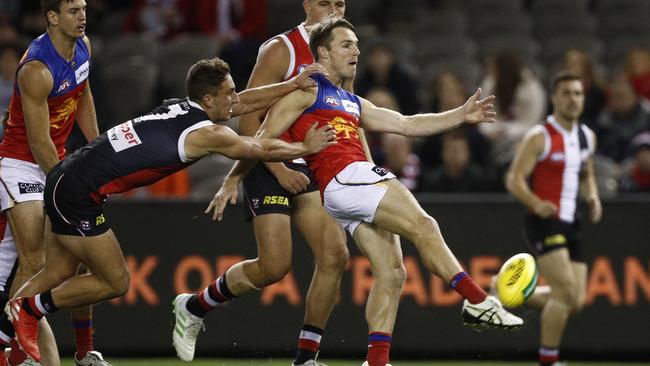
530, 116, 595, 223
287, 74, 366, 194
0, 33, 90, 163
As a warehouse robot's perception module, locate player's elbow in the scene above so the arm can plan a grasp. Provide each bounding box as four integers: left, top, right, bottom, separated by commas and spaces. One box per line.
400, 117, 415, 138
505, 170, 519, 194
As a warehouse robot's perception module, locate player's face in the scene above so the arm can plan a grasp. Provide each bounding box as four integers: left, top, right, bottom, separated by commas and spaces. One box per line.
552, 80, 585, 122
324, 27, 359, 81
209, 74, 239, 122
304, 0, 345, 24
51, 0, 87, 39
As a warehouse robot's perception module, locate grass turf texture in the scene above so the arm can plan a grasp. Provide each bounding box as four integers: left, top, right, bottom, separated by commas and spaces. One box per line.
61, 358, 648, 365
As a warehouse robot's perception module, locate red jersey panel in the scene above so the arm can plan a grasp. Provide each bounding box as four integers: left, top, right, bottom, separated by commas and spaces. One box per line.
0, 33, 90, 163
288, 75, 366, 194
530, 116, 594, 223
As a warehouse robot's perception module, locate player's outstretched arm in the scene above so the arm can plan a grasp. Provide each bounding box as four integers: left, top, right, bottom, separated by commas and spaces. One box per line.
185, 122, 335, 163
203, 123, 337, 221
232, 63, 327, 117
359, 88, 496, 137
506, 129, 558, 218
18, 61, 59, 174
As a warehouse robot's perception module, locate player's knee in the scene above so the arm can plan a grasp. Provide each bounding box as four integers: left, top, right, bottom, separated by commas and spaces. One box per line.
411, 215, 439, 242
551, 281, 576, 306
109, 271, 131, 298
257, 261, 291, 286
375, 262, 406, 292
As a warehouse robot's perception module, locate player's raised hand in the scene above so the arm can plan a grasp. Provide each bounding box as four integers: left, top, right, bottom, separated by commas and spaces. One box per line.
205, 178, 239, 221
462, 88, 497, 124
290, 63, 329, 90
303, 122, 337, 154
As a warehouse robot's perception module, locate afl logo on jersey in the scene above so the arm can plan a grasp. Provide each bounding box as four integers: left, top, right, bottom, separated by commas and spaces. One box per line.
57, 80, 71, 93
324, 96, 339, 106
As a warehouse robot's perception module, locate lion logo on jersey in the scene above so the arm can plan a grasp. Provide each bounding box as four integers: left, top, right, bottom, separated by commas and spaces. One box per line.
328, 116, 358, 140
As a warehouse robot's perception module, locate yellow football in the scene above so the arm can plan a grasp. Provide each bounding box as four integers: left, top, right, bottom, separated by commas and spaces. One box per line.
496, 253, 538, 308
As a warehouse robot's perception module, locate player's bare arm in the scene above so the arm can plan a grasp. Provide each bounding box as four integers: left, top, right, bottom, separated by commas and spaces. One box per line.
206, 89, 318, 220
506, 130, 558, 218
185, 117, 334, 162
18, 61, 59, 174
233, 63, 327, 117
75, 36, 99, 141
238, 38, 291, 136
359, 88, 496, 137
580, 131, 602, 223
240, 37, 316, 193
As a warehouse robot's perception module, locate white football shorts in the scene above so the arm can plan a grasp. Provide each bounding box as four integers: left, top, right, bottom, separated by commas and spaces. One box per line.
323, 161, 395, 235
0, 157, 46, 211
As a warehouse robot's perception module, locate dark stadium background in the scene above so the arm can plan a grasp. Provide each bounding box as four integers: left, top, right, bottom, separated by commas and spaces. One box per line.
0, 0, 648, 364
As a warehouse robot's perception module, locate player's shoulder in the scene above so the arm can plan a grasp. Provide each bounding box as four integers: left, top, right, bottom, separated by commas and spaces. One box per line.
16, 59, 52, 85
258, 36, 290, 62
522, 124, 547, 148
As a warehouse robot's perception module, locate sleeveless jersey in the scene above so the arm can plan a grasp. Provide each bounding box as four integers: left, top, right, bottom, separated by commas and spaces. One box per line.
288, 75, 366, 193
61, 99, 213, 198
261, 24, 313, 145
0, 33, 90, 163
530, 116, 594, 223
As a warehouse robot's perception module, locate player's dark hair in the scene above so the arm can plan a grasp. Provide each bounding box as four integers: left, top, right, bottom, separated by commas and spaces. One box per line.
41, 0, 77, 27
551, 71, 582, 93
309, 16, 355, 61
186, 58, 231, 102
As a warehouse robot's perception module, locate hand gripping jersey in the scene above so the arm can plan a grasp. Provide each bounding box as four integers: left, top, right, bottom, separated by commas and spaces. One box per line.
287, 75, 366, 194
530, 116, 595, 223
60, 99, 213, 198
0, 33, 90, 162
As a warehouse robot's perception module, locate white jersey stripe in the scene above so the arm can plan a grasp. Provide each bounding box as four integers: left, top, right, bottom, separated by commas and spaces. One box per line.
279, 34, 295, 81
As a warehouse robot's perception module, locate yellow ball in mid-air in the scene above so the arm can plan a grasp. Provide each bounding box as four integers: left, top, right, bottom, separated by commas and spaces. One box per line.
496, 253, 539, 308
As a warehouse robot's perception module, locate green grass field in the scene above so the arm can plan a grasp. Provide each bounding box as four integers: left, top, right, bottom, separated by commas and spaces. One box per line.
60, 358, 648, 366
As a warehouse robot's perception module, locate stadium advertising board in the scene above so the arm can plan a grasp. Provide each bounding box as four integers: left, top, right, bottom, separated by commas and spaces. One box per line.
48, 197, 649, 359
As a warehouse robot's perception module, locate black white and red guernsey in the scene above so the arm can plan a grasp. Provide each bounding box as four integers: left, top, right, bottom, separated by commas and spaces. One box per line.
530, 116, 595, 223
60, 98, 213, 197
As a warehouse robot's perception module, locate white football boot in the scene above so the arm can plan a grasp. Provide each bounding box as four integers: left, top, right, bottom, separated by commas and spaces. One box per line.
16, 358, 41, 366
361, 362, 392, 366
74, 351, 111, 366
172, 293, 205, 361
462, 295, 523, 330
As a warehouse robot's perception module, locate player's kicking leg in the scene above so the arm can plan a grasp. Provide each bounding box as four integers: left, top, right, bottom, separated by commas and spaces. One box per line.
372, 179, 523, 330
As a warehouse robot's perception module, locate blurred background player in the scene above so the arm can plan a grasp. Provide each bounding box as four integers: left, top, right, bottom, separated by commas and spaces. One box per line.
0, 1, 109, 365
506, 72, 602, 366
7, 58, 336, 364
172, 2, 369, 365
211, 17, 524, 366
